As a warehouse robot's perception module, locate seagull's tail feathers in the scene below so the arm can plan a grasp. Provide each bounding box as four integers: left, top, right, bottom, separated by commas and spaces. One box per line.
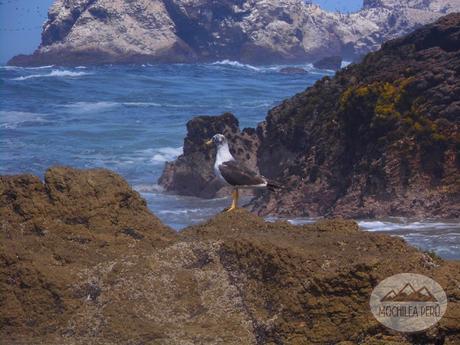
267, 180, 282, 192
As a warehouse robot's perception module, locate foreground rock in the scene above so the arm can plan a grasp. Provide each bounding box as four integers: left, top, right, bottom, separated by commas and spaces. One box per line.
8, 0, 460, 66
161, 13, 460, 219
158, 112, 260, 198
1, 167, 459, 344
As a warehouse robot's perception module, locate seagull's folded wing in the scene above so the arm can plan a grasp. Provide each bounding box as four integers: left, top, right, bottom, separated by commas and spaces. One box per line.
219, 160, 266, 186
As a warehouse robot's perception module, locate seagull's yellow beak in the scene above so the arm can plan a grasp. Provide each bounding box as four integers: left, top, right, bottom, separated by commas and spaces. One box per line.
205, 139, 213, 146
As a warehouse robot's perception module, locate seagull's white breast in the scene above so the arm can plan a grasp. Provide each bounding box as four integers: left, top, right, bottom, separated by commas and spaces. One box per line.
214, 143, 234, 185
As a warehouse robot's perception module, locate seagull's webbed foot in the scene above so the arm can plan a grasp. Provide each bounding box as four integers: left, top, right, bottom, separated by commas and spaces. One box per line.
224, 188, 239, 212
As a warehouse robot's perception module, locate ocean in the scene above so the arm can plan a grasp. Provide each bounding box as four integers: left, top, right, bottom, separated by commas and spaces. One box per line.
1, 62, 458, 259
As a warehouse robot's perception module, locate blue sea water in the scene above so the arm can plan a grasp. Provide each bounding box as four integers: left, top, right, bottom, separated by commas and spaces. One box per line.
1, 62, 458, 259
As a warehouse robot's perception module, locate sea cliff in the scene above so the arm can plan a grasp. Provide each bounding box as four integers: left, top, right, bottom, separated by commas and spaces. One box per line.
8, 0, 460, 66
1, 167, 459, 344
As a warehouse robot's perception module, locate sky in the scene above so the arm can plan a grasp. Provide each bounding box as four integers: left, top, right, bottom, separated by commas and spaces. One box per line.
0, 0, 363, 64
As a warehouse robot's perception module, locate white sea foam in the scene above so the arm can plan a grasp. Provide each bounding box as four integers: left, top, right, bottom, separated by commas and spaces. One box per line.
134, 184, 165, 193
151, 146, 183, 164
61, 101, 165, 111
61, 101, 119, 112
157, 208, 204, 215
0, 110, 48, 129
341, 61, 352, 68
265, 217, 318, 225
211, 60, 260, 71
273, 217, 459, 234
122, 102, 162, 107
12, 69, 89, 80
1, 65, 54, 70
358, 220, 457, 232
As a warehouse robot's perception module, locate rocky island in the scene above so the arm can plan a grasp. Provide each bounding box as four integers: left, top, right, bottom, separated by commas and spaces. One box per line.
8, 0, 460, 66
159, 13, 460, 219
1, 167, 460, 344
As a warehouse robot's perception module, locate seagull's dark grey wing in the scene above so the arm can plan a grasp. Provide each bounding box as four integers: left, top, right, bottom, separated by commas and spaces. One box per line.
218, 160, 266, 186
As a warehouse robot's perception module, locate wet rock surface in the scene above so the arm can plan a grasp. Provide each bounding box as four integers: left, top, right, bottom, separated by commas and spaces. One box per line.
1, 169, 459, 344
8, 0, 460, 66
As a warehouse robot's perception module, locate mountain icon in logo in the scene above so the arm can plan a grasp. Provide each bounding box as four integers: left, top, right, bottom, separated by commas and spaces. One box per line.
380, 283, 438, 302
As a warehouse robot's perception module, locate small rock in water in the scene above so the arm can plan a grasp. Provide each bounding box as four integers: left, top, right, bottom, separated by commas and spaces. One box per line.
279, 67, 308, 74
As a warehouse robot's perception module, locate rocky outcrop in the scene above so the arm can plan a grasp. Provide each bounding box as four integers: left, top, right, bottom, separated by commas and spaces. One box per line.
279, 67, 308, 74
160, 13, 460, 219
1, 167, 460, 344
7, 0, 460, 66
313, 55, 343, 70
252, 13, 460, 218
158, 112, 260, 198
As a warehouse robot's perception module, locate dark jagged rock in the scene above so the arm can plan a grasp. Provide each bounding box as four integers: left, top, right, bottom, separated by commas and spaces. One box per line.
1, 173, 459, 344
313, 55, 343, 70
279, 67, 309, 74
251, 13, 460, 218
158, 112, 260, 198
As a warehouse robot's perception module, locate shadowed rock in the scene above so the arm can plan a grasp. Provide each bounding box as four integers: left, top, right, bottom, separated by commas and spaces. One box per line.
1, 170, 459, 344
313, 55, 343, 70
158, 112, 260, 198
252, 13, 460, 219
279, 67, 309, 74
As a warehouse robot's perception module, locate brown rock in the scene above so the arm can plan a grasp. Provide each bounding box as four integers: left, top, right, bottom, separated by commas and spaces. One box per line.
2, 172, 459, 345
0, 167, 176, 343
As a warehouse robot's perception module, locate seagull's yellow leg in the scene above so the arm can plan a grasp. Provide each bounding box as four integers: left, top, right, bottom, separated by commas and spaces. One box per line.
226, 188, 239, 212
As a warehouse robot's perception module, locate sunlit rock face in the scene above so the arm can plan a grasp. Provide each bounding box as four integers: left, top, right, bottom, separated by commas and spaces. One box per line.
8, 0, 460, 66
1, 168, 459, 344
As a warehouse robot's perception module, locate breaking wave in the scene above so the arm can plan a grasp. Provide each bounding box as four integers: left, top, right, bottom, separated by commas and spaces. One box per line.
210, 60, 332, 74
12, 69, 89, 80
1, 65, 54, 70
357, 220, 457, 232
150, 146, 183, 164
60, 101, 119, 112
133, 184, 165, 193
61, 101, 162, 111
0, 110, 49, 129
211, 60, 261, 71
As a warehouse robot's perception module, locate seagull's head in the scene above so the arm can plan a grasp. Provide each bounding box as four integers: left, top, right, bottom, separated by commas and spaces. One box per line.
205, 134, 227, 148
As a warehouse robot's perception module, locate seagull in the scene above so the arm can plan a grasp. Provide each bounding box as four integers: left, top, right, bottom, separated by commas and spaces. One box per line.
206, 134, 280, 212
